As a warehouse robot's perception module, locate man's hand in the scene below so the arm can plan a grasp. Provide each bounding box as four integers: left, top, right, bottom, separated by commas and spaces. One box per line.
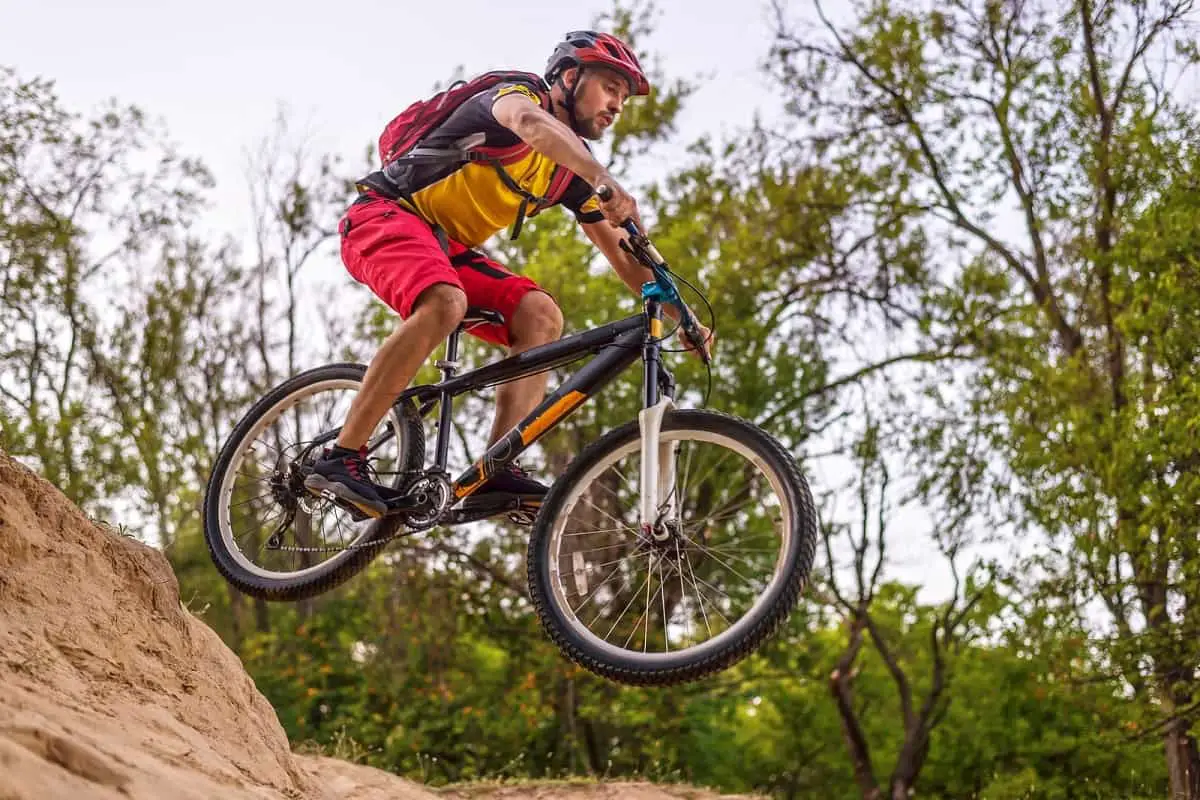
678, 321, 714, 362
593, 175, 643, 232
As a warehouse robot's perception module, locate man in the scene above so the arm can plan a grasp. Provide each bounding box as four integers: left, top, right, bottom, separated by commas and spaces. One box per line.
305, 30, 711, 519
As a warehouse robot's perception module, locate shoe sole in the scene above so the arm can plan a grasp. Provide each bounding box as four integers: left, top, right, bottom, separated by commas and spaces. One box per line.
303, 475, 388, 519
460, 492, 545, 513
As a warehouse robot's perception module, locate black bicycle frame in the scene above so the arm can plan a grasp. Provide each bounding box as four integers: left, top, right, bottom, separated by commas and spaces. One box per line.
396, 299, 671, 503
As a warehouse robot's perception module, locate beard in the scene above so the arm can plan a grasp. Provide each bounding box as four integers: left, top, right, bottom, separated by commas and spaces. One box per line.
576, 116, 606, 141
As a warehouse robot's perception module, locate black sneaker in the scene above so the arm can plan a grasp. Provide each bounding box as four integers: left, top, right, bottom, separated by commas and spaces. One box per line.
304, 445, 388, 519
461, 463, 548, 512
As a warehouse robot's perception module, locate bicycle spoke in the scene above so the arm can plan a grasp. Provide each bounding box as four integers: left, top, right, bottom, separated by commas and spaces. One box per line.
609, 463, 637, 495
686, 572, 736, 627
234, 507, 287, 548
229, 491, 275, 510
682, 449, 735, 505
643, 549, 654, 652
659, 554, 669, 652
681, 536, 758, 586
676, 540, 693, 644
562, 525, 637, 537
563, 540, 643, 557
234, 468, 273, 485
587, 549, 653, 570
688, 485, 761, 528
572, 544, 649, 616
253, 439, 285, 456
681, 543, 714, 638
677, 440, 695, 524
570, 495, 635, 533
690, 542, 779, 567
602, 565, 654, 642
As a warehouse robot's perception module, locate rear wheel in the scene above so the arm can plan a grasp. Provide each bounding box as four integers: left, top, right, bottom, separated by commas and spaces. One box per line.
527, 409, 817, 685
202, 363, 425, 601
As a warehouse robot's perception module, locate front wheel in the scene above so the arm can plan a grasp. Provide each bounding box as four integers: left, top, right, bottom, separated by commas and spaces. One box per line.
527, 409, 817, 686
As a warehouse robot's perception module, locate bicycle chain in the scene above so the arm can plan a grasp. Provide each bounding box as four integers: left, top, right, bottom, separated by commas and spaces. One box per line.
268, 499, 413, 554
270, 529, 407, 554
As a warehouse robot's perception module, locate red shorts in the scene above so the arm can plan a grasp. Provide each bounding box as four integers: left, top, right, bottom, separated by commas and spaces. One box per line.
338, 196, 543, 347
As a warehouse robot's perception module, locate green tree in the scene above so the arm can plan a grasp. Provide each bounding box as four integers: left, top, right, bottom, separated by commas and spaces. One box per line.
0, 65, 232, 541
771, 0, 1200, 794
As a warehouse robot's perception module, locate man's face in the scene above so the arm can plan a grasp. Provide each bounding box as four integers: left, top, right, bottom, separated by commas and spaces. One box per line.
568, 66, 631, 140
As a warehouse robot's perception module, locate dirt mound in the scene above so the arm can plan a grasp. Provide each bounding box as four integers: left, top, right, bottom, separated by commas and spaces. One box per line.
0, 452, 431, 799
0, 453, 756, 799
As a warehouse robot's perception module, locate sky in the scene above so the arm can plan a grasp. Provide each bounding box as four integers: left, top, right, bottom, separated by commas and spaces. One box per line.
1, 0, 792, 228
2, 0, 975, 601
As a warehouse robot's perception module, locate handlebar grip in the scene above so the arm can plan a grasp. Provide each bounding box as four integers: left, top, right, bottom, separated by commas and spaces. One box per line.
595, 184, 640, 237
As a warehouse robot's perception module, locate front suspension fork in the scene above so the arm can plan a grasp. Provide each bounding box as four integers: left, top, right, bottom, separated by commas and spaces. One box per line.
638, 294, 679, 537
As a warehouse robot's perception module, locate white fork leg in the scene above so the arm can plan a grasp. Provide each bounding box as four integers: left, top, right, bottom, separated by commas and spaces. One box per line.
638, 397, 675, 538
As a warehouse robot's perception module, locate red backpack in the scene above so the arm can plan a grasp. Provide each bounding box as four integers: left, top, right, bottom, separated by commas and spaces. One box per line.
378, 70, 543, 163
375, 70, 575, 239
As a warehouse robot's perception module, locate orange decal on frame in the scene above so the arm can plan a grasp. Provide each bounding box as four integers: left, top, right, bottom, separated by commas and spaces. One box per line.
454, 473, 488, 498
520, 391, 587, 445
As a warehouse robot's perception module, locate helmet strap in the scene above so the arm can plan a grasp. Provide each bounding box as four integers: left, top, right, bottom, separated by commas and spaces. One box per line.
559, 65, 586, 134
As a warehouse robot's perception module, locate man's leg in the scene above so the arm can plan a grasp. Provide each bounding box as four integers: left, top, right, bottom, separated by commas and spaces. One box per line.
306, 198, 467, 517
487, 290, 564, 444
306, 284, 466, 517
447, 247, 560, 505
338, 284, 467, 449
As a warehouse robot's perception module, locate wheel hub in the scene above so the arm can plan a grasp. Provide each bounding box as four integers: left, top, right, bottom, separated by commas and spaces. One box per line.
644, 517, 682, 551
270, 462, 301, 511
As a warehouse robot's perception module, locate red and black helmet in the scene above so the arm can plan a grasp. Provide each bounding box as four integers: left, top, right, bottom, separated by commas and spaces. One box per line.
545, 30, 651, 96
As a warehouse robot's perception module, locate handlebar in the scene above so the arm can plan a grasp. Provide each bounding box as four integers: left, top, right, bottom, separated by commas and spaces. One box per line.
595, 184, 711, 364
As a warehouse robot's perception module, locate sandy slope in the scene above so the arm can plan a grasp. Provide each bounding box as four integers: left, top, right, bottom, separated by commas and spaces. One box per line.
0, 453, 756, 800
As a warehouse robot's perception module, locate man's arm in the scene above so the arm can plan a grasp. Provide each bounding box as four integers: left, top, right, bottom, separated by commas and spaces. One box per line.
493, 93, 606, 184
580, 217, 653, 295
492, 93, 640, 230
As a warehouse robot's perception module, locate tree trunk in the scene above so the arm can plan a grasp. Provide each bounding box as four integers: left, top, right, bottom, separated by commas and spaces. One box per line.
254, 595, 270, 633
1165, 721, 1200, 799
225, 583, 245, 652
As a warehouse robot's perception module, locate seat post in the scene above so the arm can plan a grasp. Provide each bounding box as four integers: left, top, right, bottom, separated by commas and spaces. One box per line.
432, 329, 462, 473
437, 329, 462, 382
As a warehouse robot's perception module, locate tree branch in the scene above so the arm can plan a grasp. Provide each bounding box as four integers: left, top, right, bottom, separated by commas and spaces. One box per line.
863, 610, 916, 732
811, 0, 1086, 357
829, 616, 881, 798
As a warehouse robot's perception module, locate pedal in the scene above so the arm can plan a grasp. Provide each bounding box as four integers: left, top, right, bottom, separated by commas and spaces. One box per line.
305, 484, 374, 523
507, 509, 536, 526
321, 488, 378, 522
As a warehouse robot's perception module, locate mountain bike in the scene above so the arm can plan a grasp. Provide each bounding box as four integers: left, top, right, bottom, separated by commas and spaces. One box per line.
201, 210, 818, 686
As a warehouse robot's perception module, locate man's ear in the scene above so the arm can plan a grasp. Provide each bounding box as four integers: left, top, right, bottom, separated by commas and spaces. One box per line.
561, 66, 580, 90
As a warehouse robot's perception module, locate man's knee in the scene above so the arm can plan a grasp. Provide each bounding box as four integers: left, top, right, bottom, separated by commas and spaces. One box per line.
410, 283, 468, 334
511, 291, 563, 345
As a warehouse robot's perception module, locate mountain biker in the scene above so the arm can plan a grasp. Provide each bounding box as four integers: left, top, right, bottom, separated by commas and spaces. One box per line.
305, 30, 712, 519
